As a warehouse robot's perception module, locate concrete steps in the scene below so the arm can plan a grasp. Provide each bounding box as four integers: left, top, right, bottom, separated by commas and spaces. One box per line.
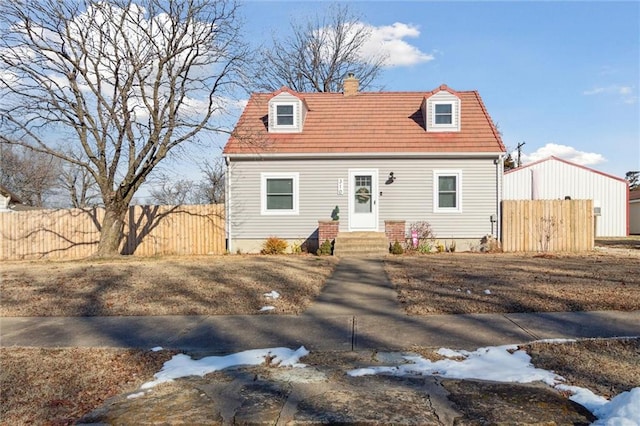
333, 232, 389, 257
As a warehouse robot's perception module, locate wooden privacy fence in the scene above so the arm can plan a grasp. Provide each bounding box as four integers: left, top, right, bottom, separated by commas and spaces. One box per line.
0, 204, 225, 260
501, 199, 594, 252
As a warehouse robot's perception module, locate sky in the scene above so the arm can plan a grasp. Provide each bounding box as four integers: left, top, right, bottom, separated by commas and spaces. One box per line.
228, 0, 639, 180
126, 341, 640, 424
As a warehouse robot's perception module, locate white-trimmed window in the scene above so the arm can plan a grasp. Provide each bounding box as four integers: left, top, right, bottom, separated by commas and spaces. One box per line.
261, 172, 299, 215
425, 96, 460, 132
432, 102, 456, 127
271, 102, 297, 130
435, 103, 453, 124
276, 104, 294, 126
433, 170, 462, 213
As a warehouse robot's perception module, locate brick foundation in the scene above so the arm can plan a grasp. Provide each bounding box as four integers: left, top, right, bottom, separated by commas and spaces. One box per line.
385, 220, 406, 245
318, 220, 339, 243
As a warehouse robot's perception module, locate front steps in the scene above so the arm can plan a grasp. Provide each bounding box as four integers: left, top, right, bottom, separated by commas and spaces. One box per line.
333, 232, 390, 257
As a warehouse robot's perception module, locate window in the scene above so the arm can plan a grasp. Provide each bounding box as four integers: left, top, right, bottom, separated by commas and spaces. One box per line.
435, 103, 453, 124
426, 97, 460, 132
433, 170, 462, 212
261, 173, 299, 215
269, 94, 305, 133
276, 104, 294, 126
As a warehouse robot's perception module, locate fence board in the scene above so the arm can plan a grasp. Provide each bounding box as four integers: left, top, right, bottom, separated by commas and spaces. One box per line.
0, 204, 225, 260
501, 200, 593, 252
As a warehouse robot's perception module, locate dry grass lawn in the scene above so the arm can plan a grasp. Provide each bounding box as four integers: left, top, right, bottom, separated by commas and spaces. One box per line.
2, 339, 637, 425
0, 347, 175, 425
1, 247, 639, 424
386, 250, 640, 315
1, 255, 338, 317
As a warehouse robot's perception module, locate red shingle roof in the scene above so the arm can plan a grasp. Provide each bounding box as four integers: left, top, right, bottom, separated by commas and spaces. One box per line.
223, 86, 505, 156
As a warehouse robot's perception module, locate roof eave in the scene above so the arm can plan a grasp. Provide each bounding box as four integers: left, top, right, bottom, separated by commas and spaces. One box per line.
226, 151, 505, 160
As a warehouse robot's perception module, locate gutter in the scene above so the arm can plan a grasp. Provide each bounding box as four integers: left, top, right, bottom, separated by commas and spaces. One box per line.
225, 151, 507, 160
225, 155, 232, 254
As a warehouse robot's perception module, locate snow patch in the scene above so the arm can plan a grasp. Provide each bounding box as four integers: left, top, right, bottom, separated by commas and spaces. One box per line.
347, 343, 640, 424
141, 346, 308, 389
264, 290, 280, 299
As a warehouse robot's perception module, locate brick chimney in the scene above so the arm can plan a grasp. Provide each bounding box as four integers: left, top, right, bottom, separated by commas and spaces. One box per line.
343, 73, 359, 96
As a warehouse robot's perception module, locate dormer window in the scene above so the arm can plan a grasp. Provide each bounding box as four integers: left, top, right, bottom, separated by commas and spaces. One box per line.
434, 103, 453, 125
423, 85, 461, 133
276, 104, 294, 126
268, 89, 307, 133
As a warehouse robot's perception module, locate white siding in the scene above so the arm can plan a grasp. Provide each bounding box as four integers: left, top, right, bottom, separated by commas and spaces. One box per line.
268, 92, 306, 133
503, 158, 628, 237
423, 91, 461, 132
228, 157, 501, 244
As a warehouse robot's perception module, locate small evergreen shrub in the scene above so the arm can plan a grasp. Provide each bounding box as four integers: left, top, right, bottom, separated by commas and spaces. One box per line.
317, 239, 333, 256
261, 236, 288, 255
390, 240, 404, 255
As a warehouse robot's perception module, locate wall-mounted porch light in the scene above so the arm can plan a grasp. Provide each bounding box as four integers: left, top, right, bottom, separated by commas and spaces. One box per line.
386, 172, 396, 185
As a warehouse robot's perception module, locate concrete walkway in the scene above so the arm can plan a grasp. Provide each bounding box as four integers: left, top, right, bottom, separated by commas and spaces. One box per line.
1, 257, 638, 353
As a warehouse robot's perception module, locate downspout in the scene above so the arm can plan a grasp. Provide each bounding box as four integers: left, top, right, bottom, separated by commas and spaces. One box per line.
225, 155, 232, 254
496, 154, 504, 241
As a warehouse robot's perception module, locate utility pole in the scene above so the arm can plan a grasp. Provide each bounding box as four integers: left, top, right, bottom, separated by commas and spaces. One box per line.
516, 142, 526, 167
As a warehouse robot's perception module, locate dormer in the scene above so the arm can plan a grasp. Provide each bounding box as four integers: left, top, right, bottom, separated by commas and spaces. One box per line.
422, 84, 461, 132
268, 88, 308, 133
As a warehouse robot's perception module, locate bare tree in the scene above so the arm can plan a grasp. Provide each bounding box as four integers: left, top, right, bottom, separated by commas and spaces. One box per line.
59, 162, 101, 208
0, 144, 62, 207
0, 0, 247, 256
194, 157, 225, 204
626, 171, 639, 191
149, 157, 225, 205
253, 4, 386, 93
149, 178, 196, 205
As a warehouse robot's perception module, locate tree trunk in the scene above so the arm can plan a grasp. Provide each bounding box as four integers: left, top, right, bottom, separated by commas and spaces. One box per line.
95, 205, 127, 257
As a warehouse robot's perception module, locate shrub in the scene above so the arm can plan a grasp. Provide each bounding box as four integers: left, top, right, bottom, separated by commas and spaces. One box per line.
317, 239, 333, 256
390, 240, 404, 255
406, 221, 436, 252
409, 221, 436, 240
261, 237, 288, 255
291, 240, 303, 254
480, 235, 501, 253
447, 240, 456, 253
417, 241, 433, 254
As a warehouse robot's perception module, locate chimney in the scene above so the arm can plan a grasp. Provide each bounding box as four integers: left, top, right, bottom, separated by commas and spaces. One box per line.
343, 73, 359, 96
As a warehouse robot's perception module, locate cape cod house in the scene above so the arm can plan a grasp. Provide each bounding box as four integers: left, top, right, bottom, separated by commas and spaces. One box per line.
223, 76, 506, 254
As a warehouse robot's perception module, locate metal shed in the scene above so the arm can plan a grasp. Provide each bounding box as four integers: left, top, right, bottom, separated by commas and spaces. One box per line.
503, 156, 629, 237
630, 190, 640, 235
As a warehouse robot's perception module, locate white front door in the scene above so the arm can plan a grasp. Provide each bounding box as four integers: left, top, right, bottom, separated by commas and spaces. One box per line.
349, 169, 378, 231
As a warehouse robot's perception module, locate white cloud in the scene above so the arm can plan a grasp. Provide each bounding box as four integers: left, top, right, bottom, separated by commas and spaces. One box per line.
361, 22, 434, 67
520, 143, 606, 166
583, 85, 636, 104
